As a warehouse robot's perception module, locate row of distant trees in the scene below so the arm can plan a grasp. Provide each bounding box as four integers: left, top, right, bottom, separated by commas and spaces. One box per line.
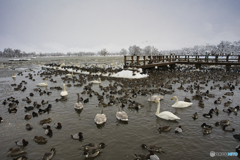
123, 40, 240, 56
0, 40, 239, 58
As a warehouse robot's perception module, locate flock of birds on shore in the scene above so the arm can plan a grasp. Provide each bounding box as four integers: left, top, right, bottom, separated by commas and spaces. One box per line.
1, 60, 240, 159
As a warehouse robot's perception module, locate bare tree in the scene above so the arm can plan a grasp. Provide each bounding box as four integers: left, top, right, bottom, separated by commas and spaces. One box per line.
143, 46, 152, 55
129, 45, 141, 56
119, 48, 128, 55
100, 48, 108, 56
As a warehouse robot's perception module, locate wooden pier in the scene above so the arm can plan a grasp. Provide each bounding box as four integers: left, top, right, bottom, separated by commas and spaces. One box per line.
124, 55, 240, 70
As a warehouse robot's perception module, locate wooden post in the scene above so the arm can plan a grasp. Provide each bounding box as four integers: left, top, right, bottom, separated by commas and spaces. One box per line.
215, 55, 218, 63
185, 55, 187, 61
131, 56, 134, 65
137, 56, 139, 65
124, 56, 126, 66
226, 55, 229, 62
143, 56, 146, 65
238, 55, 240, 62
195, 55, 197, 61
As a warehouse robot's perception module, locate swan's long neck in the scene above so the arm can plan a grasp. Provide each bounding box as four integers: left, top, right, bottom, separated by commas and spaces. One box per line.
72, 71, 73, 75
77, 93, 79, 103
117, 103, 121, 112
156, 100, 160, 115
45, 79, 47, 84
175, 97, 178, 104
99, 78, 101, 83
63, 84, 66, 91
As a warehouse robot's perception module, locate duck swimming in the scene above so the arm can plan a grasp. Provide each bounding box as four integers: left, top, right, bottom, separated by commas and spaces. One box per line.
8, 148, 26, 156
141, 144, 165, 153
71, 132, 83, 140
15, 139, 28, 147
40, 118, 51, 124
171, 96, 192, 108
158, 126, 171, 133
42, 148, 56, 160
192, 112, 198, 120
54, 122, 62, 129
33, 136, 47, 144
26, 124, 33, 130
175, 125, 183, 133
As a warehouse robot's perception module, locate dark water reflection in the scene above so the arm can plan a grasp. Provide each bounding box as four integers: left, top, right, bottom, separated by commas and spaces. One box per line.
0, 57, 240, 160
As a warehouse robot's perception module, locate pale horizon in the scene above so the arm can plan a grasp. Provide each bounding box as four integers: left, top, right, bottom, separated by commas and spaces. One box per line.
0, 0, 239, 53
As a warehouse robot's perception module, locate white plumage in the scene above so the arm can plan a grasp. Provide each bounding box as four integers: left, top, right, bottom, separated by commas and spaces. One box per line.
91, 78, 101, 84
116, 102, 128, 121
60, 84, 68, 97
74, 93, 83, 110
171, 96, 192, 108
94, 103, 107, 124
37, 78, 48, 87
155, 98, 180, 120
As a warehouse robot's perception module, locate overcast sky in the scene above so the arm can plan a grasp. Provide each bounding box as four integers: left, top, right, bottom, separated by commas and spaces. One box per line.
0, 0, 239, 53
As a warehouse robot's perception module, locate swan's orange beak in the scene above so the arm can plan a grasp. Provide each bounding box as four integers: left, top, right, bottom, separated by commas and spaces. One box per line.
171, 98, 174, 100
154, 101, 156, 103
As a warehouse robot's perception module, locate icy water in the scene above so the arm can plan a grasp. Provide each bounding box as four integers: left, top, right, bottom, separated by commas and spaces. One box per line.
0, 56, 240, 160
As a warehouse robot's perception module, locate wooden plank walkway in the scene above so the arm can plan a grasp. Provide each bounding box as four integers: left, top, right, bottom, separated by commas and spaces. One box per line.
124, 55, 240, 69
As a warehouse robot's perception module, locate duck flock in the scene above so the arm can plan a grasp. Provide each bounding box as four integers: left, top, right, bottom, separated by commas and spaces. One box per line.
1, 57, 240, 159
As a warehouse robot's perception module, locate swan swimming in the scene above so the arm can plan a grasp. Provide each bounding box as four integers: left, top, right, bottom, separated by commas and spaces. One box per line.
116, 101, 128, 121
66, 71, 73, 77
154, 98, 180, 120
74, 93, 83, 110
37, 78, 48, 87
94, 103, 107, 124
148, 92, 164, 102
60, 84, 68, 97
91, 78, 101, 84
171, 96, 192, 108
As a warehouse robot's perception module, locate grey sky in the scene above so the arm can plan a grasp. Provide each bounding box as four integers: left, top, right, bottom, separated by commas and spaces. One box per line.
0, 0, 239, 53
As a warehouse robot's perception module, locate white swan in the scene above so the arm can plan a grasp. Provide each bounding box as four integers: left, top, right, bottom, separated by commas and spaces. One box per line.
154, 98, 180, 120
116, 102, 128, 121
60, 84, 68, 97
171, 96, 192, 108
12, 74, 16, 78
94, 103, 107, 124
74, 93, 83, 110
148, 93, 164, 101
66, 71, 73, 77
91, 78, 101, 84
37, 78, 48, 87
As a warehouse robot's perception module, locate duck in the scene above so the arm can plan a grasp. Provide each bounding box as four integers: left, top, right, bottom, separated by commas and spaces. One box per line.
15, 139, 29, 147
45, 128, 53, 136
134, 151, 160, 160
32, 111, 38, 117
40, 118, 51, 125
8, 108, 17, 113
82, 149, 101, 158
141, 144, 165, 153
81, 142, 106, 152
71, 132, 83, 140
175, 125, 183, 133
24, 106, 34, 111
41, 100, 48, 105
215, 120, 230, 126
171, 96, 192, 108
43, 123, 51, 129
83, 98, 89, 103
42, 148, 56, 160
116, 101, 128, 121
147, 92, 163, 102
54, 122, 62, 129
90, 78, 101, 84
8, 148, 26, 156
24, 115, 32, 120
33, 136, 47, 144
192, 112, 198, 120
94, 103, 107, 124
222, 125, 235, 132
203, 111, 212, 118
26, 124, 33, 130
60, 84, 68, 97
0, 117, 3, 123
201, 123, 212, 129
203, 127, 212, 135
158, 126, 171, 133
74, 93, 83, 110
37, 78, 48, 87
154, 98, 180, 120
233, 134, 240, 140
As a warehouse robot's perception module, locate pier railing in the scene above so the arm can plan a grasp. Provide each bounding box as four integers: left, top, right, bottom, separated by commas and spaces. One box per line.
124, 55, 240, 68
